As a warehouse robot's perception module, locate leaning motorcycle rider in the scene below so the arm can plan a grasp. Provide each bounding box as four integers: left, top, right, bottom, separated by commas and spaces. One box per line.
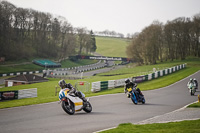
124, 79, 143, 99
187, 78, 195, 88
58, 79, 87, 102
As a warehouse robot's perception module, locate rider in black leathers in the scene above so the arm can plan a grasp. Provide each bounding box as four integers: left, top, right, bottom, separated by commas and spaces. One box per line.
58, 79, 87, 102
124, 79, 143, 99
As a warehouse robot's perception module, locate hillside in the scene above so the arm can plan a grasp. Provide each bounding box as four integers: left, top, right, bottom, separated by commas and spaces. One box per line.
95, 36, 130, 57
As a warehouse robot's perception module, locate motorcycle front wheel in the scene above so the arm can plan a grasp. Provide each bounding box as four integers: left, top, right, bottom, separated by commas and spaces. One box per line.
83, 101, 92, 113
142, 98, 145, 104
61, 100, 75, 115
131, 93, 137, 104
190, 89, 195, 95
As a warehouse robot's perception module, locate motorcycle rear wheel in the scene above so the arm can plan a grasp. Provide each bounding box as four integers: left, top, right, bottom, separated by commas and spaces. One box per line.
62, 100, 75, 115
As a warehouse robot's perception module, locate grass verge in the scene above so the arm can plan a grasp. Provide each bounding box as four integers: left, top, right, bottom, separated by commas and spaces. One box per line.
188, 102, 200, 108
101, 120, 200, 133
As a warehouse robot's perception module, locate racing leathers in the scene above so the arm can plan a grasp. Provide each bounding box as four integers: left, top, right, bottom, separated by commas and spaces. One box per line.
194, 79, 198, 89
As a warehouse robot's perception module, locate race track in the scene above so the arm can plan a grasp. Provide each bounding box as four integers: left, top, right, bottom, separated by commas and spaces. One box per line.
0, 71, 199, 133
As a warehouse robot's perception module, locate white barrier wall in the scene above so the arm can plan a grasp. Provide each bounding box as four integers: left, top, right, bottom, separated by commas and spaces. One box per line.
91, 82, 101, 92
173, 67, 176, 71
18, 88, 37, 99
165, 69, 168, 75
155, 72, 158, 78
160, 70, 163, 76
169, 68, 172, 73
148, 73, 152, 80
114, 78, 127, 88
108, 80, 115, 89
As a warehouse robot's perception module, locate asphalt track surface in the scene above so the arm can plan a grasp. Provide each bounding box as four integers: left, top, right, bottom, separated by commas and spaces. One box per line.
0, 71, 200, 133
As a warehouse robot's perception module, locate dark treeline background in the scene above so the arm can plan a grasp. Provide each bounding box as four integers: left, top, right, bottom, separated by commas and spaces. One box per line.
0, 1, 97, 61
127, 13, 200, 65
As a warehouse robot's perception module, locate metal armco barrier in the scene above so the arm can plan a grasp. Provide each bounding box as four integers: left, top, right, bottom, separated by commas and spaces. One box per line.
91, 64, 186, 92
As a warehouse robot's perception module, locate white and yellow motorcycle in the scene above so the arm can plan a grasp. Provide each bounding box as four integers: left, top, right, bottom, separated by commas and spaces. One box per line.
59, 88, 92, 115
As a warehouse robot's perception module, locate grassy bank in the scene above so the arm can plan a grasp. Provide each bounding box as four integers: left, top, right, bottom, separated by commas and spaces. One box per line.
0, 58, 200, 109
96, 36, 129, 57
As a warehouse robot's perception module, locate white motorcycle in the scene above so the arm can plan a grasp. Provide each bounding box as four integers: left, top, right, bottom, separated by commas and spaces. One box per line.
59, 88, 92, 115
188, 83, 196, 96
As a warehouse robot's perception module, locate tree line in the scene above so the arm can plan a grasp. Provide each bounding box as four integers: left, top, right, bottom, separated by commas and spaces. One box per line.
127, 14, 200, 65
94, 30, 124, 38
0, 1, 97, 61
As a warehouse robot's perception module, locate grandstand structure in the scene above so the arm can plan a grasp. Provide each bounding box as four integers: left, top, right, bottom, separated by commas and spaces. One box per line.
33, 59, 61, 68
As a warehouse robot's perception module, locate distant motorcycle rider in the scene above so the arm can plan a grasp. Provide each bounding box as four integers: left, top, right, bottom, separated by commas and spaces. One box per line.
58, 79, 87, 102
187, 78, 196, 89
124, 79, 143, 99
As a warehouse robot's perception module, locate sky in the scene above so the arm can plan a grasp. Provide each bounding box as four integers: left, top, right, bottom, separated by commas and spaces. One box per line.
5, 0, 200, 35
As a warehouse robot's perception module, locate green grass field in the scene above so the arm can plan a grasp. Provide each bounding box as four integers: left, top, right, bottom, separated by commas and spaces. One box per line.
96, 36, 130, 57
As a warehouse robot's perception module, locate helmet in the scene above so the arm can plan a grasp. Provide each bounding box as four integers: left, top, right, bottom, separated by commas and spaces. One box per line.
190, 78, 193, 81
58, 79, 66, 88
193, 78, 196, 81
125, 79, 130, 84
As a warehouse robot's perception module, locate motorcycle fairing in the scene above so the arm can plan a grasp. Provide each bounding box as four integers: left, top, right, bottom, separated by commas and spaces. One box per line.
67, 94, 83, 111
59, 88, 69, 100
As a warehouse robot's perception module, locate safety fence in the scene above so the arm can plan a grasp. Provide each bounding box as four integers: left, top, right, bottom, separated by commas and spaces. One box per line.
91, 64, 186, 92
0, 88, 37, 101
